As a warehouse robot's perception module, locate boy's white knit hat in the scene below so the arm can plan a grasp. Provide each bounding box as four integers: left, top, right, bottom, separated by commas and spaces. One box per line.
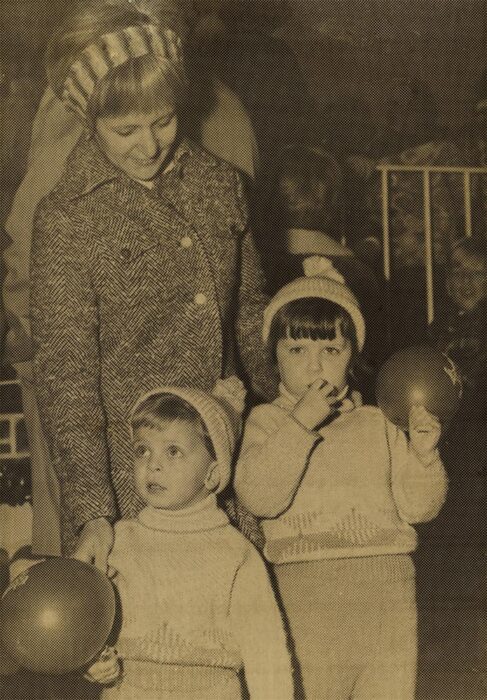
130, 377, 246, 493
262, 256, 366, 350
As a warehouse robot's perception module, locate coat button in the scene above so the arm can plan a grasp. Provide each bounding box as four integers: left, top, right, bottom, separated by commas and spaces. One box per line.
194, 293, 207, 306
180, 235, 192, 248
120, 247, 131, 261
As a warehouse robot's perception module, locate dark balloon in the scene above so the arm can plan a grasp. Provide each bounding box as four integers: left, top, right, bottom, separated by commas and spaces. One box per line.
0, 558, 116, 674
376, 346, 462, 430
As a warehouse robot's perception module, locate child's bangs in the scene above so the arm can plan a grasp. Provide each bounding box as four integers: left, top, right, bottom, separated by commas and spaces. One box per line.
131, 394, 216, 459
268, 298, 357, 359
132, 394, 199, 433
288, 316, 340, 341
285, 298, 353, 338
91, 53, 186, 120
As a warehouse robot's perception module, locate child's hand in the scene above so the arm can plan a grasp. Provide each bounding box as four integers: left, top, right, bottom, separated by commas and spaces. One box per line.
337, 389, 362, 414
84, 647, 120, 685
292, 379, 338, 430
408, 405, 441, 459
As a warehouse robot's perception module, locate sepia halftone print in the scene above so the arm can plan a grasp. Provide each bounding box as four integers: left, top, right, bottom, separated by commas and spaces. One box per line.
1, 1, 485, 699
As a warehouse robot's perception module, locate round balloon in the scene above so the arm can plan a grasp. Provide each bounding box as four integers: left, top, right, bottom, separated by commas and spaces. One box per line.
376, 345, 462, 430
0, 558, 116, 674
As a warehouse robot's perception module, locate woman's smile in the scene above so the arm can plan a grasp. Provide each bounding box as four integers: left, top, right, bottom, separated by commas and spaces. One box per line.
95, 108, 178, 182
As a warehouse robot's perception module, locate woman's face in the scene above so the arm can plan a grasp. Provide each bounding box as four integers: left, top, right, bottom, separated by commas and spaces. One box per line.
95, 106, 178, 182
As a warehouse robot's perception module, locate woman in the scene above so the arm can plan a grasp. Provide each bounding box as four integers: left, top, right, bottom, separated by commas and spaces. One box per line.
30, 2, 273, 568
2, 0, 258, 559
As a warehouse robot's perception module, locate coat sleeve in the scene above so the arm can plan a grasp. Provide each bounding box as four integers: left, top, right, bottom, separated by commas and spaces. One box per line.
229, 548, 294, 700
234, 404, 321, 518
386, 419, 448, 523
232, 172, 278, 402
2, 89, 82, 363
30, 203, 117, 533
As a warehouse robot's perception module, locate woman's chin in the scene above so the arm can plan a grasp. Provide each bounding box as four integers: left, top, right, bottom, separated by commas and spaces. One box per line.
126, 161, 163, 182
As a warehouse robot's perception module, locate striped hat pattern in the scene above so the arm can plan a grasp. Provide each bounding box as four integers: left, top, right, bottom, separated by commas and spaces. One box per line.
62, 24, 183, 117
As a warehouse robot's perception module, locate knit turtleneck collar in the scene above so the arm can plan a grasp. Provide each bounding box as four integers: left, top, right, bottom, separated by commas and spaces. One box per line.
138, 494, 229, 533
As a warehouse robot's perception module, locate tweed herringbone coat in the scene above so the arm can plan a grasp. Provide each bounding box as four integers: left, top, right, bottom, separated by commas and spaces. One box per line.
30, 136, 275, 552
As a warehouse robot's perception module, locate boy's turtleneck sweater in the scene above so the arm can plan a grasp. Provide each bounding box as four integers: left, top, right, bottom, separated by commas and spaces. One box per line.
235, 387, 448, 566
108, 494, 293, 699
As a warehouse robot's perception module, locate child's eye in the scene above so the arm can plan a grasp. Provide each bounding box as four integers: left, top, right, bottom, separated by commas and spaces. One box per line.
134, 443, 150, 459
167, 444, 183, 458
323, 347, 340, 355
289, 346, 304, 354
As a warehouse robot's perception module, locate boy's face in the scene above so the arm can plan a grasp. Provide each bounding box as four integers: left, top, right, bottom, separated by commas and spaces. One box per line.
391, 214, 425, 268
447, 250, 487, 312
133, 419, 216, 510
276, 327, 352, 400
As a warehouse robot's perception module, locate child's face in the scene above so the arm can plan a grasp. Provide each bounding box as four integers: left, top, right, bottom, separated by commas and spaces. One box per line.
132, 419, 216, 510
276, 326, 353, 400
447, 250, 487, 312
391, 214, 425, 268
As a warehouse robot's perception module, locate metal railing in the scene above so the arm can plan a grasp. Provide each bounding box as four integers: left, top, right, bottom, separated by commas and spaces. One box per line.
0, 378, 30, 460
377, 164, 486, 324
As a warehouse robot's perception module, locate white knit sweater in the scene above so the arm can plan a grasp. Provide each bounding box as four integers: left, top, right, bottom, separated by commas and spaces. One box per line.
235, 388, 448, 565
108, 495, 293, 699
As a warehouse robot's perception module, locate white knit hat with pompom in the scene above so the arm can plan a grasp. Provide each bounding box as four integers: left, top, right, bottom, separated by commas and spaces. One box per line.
262, 256, 365, 350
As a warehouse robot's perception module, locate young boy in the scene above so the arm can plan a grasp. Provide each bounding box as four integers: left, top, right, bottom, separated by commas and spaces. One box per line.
85, 379, 293, 700
416, 236, 486, 689
429, 236, 486, 415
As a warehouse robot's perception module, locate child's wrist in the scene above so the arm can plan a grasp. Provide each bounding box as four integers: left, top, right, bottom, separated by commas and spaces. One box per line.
289, 412, 321, 436
411, 446, 440, 467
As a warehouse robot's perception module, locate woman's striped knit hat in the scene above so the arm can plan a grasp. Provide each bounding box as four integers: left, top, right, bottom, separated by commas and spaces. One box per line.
262, 256, 366, 350
61, 24, 184, 118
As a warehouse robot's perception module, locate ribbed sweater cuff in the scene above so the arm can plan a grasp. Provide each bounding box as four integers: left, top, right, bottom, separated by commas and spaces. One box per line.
274, 554, 415, 583
411, 448, 441, 468
288, 413, 323, 439
116, 659, 239, 695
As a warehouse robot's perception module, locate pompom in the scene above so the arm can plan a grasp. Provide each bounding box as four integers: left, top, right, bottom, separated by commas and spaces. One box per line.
302, 256, 345, 283
212, 376, 246, 416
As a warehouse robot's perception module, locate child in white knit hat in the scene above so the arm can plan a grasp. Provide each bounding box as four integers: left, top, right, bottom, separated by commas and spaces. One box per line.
235, 257, 448, 700
84, 377, 293, 700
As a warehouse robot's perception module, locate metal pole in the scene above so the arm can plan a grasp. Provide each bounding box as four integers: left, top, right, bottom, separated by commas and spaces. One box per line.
423, 171, 434, 325
376, 164, 487, 174
381, 169, 391, 281
463, 170, 472, 237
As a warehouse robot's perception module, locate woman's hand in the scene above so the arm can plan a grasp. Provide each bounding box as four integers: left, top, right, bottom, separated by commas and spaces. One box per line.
292, 379, 338, 431
409, 405, 441, 461
84, 647, 120, 685
73, 517, 114, 575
